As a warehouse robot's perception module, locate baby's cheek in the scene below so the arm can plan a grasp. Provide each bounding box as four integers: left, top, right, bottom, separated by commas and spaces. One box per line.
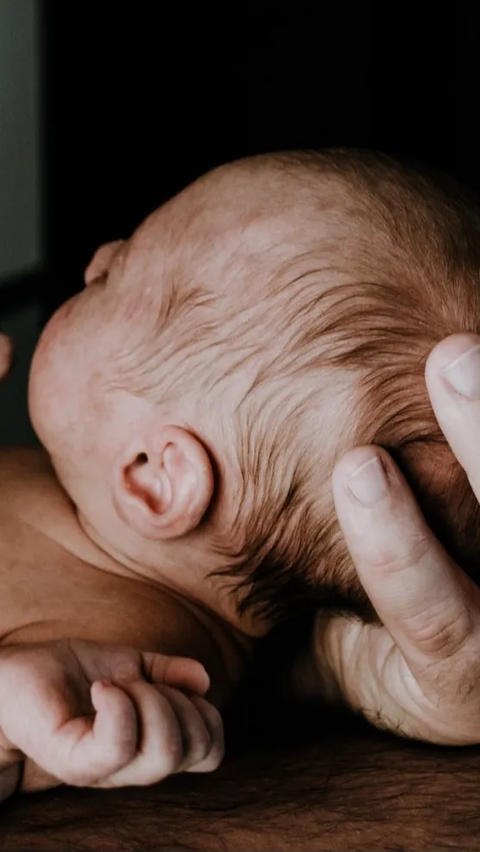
29, 350, 76, 452
34, 297, 78, 360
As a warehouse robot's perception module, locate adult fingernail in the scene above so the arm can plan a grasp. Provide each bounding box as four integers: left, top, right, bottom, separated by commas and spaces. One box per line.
442, 344, 480, 399
346, 455, 388, 506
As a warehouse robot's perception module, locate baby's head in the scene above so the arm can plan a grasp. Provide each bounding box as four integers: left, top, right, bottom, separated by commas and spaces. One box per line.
28, 150, 480, 629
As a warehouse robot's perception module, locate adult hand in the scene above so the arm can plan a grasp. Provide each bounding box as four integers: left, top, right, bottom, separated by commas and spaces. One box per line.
308, 334, 480, 744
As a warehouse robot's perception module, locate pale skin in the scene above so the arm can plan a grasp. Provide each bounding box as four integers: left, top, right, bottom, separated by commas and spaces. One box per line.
2, 156, 480, 801
0, 330, 247, 799
0, 442, 238, 797
1, 185, 280, 801
0, 184, 280, 800
3, 327, 480, 805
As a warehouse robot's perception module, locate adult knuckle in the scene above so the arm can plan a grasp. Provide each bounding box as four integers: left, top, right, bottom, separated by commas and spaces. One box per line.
371, 532, 431, 577
408, 600, 474, 659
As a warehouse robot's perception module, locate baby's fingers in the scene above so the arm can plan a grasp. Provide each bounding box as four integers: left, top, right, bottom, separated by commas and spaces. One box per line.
0, 335, 12, 379
142, 652, 210, 696
160, 686, 221, 773
43, 680, 138, 786
94, 683, 223, 789
184, 695, 224, 773
93, 681, 183, 788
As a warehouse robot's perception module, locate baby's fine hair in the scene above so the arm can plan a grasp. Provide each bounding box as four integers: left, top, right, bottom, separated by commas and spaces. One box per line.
127, 149, 480, 623
217, 149, 480, 622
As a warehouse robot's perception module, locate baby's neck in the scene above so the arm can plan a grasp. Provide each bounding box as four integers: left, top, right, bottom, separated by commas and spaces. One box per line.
1, 446, 262, 638
0, 447, 251, 704
75, 506, 269, 640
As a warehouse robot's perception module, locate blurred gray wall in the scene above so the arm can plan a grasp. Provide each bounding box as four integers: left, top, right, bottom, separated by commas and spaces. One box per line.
0, 0, 42, 444
0, 0, 41, 280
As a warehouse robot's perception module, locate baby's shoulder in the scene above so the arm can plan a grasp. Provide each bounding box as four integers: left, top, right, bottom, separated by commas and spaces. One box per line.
0, 448, 249, 699
0, 446, 66, 515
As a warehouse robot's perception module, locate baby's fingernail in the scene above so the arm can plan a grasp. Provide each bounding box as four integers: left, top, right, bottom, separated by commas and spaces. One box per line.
441, 343, 480, 399
346, 455, 388, 506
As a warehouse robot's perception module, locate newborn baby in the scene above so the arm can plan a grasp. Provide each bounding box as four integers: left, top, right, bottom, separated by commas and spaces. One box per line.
2, 149, 480, 798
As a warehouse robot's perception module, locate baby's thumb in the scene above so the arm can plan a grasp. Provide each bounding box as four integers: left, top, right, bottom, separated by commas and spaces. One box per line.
144, 653, 210, 695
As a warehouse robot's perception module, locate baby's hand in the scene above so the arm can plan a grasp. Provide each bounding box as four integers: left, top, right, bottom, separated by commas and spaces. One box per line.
0, 639, 224, 790
0, 334, 12, 379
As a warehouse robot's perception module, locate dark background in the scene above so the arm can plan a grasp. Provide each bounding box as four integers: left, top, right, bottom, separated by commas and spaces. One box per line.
1, 1, 480, 441
39, 1, 480, 315
2, 12, 480, 847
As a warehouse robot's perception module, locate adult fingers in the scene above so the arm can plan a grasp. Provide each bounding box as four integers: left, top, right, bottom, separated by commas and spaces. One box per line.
332, 446, 480, 677
426, 333, 480, 501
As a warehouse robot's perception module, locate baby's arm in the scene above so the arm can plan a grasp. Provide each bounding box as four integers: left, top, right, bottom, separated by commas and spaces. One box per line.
0, 639, 224, 801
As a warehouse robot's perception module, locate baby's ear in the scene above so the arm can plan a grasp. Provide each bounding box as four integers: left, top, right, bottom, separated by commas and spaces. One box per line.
84, 240, 124, 286
113, 426, 215, 540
